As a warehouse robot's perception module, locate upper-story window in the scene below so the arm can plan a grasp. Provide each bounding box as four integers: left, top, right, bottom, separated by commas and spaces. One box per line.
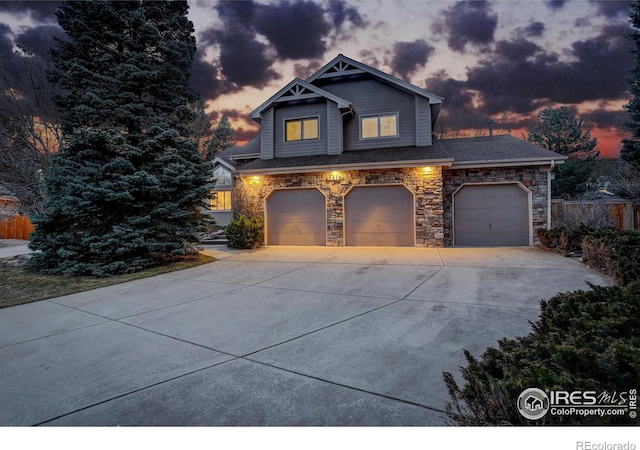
285, 117, 319, 142
361, 113, 398, 139
213, 166, 232, 186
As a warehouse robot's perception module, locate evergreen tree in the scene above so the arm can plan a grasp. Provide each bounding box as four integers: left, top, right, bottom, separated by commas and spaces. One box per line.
527, 106, 599, 199
527, 106, 599, 158
622, 0, 640, 167
205, 114, 236, 160
28, 1, 213, 276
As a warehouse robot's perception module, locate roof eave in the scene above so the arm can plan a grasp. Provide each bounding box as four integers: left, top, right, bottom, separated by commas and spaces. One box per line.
450, 156, 567, 169
237, 158, 455, 176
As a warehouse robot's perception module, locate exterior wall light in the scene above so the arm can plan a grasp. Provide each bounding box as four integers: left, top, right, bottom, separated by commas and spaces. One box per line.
328, 171, 342, 181
249, 175, 261, 188
422, 166, 434, 175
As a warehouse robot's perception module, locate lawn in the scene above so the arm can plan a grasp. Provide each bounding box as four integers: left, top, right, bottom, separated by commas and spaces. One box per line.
0, 254, 215, 309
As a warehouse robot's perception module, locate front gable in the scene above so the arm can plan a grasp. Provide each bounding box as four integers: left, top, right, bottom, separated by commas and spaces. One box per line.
249, 78, 353, 160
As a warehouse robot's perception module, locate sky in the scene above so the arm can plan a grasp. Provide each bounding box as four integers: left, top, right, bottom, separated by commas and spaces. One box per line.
0, 0, 636, 158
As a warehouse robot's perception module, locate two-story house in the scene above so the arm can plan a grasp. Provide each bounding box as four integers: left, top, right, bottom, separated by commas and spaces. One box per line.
209, 54, 566, 247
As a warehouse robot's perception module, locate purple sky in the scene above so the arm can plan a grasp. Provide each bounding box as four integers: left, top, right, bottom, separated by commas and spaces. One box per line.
0, 0, 635, 157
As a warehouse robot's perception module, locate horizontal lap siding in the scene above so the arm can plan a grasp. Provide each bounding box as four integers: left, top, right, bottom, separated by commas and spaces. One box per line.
260, 108, 274, 159
416, 96, 432, 147
275, 103, 328, 158
321, 79, 416, 151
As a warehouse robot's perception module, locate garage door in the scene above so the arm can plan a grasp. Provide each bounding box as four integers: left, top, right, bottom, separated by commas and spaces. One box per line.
266, 188, 326, 245
345, 185, 414, 246
454, 183, 530, 246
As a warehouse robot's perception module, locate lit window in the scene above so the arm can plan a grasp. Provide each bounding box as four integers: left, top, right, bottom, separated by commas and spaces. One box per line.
361, 113, 398, 139
286, 117, 319, 141
210, 190, 231, 211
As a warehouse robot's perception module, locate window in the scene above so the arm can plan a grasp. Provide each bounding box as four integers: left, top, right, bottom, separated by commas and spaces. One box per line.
285, 117, 319, 141
361, 113, 398, 139
213, 166, 232, 186
210, 190, 231, 211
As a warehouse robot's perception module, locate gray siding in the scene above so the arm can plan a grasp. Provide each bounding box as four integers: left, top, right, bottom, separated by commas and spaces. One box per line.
210, 211, 233, 227
274, 103, 328, 158
327, 102, 342, 155
260, 107, 274, 160
321, 79, 416, 151
416, 96, 432, 147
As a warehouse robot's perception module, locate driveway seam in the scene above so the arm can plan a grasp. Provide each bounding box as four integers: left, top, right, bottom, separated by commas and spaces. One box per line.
251, 283, 410, 301
401, 265, 445, 300
240, 298, 405, 359
46, 282, 252, 322
242, 357, 447, 415
32, 357, 240, 426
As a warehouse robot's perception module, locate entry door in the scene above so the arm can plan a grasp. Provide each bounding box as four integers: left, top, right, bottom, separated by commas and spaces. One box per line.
454, 183, 530, 246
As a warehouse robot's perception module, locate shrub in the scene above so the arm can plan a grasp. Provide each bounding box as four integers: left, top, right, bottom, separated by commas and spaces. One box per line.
536, 225, 598, 254
443, 283, 640, 425
225, 215, 263, 249
582, 230, 640, 286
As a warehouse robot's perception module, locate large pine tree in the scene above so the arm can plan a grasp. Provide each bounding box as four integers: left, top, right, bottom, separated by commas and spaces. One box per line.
622, 0, 640, 167
28, 1, 213, 276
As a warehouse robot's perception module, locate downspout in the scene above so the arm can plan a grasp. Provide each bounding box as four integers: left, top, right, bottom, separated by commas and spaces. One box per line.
547, 160, 555, 229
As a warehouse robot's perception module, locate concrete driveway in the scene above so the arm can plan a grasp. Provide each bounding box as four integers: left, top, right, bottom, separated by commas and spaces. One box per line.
0, 246, 610, 426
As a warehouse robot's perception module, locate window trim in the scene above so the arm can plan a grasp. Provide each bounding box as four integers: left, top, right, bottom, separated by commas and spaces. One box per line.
284, 116, 320, 142
359, 112, 399, 140
210, 189, 232, 211
212, 166, 232, 187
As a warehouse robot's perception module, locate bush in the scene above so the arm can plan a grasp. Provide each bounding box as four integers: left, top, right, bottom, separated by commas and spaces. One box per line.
443, 283, 640, 425
225, 215, 263, 249
536, 225, 599, 254
582, 230, 640, 286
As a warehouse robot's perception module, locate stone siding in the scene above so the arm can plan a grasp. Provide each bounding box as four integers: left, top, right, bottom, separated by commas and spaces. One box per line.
442, 166, 549, 246
241, 167, 445, 247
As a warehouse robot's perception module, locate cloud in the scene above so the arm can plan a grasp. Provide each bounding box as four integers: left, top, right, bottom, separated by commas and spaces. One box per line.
199, 1, 279, 91
189, 48, 233, 102
254, 1, 330, 60
544, 1, 567, 12
327, 0, 365, 28
588, 108, 629, 130
0, 1, 60, 22
440, 1, 498, 52
465, 25, 634, 115
0, 23, 17, 72
520, 21, 545, 38
425, 70, 475, 117
15, 24, 66, 61
389, 39, 434, 79
591, 0, 632, 18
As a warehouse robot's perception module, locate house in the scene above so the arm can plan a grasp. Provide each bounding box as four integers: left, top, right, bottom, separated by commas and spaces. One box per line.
209, 54, 566, 247
525, 395, 544, 412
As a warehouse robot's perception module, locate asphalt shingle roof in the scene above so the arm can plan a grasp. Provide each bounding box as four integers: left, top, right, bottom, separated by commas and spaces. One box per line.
230, 134, 566, 173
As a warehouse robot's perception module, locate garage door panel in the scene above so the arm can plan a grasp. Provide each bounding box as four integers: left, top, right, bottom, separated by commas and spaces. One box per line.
345, 185, 414, 246
266, 189, 326, 246
454, 184, 529, 246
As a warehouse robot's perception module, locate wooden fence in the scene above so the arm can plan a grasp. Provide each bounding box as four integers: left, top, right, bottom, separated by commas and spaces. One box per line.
0, 215, 35, 240
551, 199, 639, 230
